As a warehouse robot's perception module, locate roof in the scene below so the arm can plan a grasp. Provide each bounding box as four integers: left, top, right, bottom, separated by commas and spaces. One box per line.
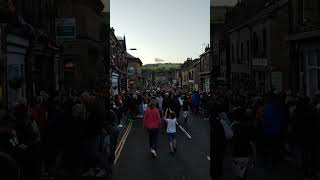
127, 52, 142, 65
200, 49, 211, 57
126, 52, 137, 59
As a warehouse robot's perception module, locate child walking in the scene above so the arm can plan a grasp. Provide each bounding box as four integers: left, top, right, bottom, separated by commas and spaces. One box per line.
164, 109, 177, 155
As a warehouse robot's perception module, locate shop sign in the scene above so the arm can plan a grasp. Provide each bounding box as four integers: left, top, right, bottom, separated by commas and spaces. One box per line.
271, 71, 282, 92
252, 58, 268, 66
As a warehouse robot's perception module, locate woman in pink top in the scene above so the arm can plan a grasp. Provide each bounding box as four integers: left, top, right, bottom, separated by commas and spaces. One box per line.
143, 98, 161, 158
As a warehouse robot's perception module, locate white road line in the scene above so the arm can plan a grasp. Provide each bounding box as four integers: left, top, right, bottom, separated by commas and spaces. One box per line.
207, 156, 210, 161
177, 123, 192, 139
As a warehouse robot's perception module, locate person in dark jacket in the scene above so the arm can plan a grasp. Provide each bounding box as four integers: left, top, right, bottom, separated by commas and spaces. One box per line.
231, 108, 256, 180
262, 92, 286, 169
210, 103, 227, 179
293, 97, 317, 179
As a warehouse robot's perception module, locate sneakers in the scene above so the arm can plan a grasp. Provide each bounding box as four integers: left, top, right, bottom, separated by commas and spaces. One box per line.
150, 149, 157, 158
81, 168, 95, 177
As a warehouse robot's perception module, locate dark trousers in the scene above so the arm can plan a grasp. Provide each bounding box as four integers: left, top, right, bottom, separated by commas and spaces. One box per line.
301, 145, 317, 178
211, 152, 224, 178
147, 129, 159, 150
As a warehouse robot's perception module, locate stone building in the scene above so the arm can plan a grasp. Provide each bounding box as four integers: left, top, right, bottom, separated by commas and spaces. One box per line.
287, 0, 320, 97
181, 58, 200, 91
110, 28, 127, 94
226, 0, 290, 95
56, 0, 106, 90
2, 0, 62, 108
127, 52, 142, 91
211, 6, 233, 90
199, 46, 211, 92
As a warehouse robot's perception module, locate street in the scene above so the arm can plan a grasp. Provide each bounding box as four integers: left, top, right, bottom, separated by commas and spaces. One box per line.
113, 113, 210, 180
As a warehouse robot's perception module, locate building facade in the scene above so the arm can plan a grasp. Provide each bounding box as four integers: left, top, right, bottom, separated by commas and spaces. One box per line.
110, 28, 127, 95
287, 0, 320, 97
56, 0, 106, 90
199, 47, 211, 92
127, 52, 142, 91
226, 0, 290, 95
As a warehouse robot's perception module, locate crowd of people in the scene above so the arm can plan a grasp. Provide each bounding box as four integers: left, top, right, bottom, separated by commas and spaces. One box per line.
110, 89, 210, 158
0, 89, 117, 180
210, 89, 320, 180
3, 85, 319, 180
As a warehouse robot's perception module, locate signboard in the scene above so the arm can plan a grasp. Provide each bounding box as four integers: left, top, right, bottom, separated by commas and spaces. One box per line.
55, 18, 76, 42
252, 58, 268, 66
271, 71, 282, 92
127, 67, 134, 76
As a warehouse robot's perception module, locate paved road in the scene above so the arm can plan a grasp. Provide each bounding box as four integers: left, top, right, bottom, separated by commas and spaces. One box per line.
113, 112, 210, 180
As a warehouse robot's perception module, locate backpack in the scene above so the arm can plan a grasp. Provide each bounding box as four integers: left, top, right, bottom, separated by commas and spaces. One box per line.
220, 118, 233, 140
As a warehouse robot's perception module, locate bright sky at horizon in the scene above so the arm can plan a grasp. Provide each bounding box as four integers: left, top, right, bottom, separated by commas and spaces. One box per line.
110, 0, 209, 65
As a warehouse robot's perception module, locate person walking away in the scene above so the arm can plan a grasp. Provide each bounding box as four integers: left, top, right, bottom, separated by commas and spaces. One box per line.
164, 110, 178, 156
210, 103, 227, 179
173, 94, 182, 121
81, 94, 107, 177
143, 99, 161, 158
231, 108, 256, 180
202, 92, 210, 120
191, 91, 200, 114
142, 98, 149, 116
156, 93, 163, 116
182, 95, 190, 126
32, 95, 50, 176
14, 98, 41, 180
262, 92, 286, 170
293, 97, 317, 180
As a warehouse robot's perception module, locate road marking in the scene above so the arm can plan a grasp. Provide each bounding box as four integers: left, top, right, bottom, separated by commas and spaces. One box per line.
177, 123, 192, 139
206, 156, 210, 161
115, 123, 130, 155
114, 122, 132, 165
115, 122, 132, 157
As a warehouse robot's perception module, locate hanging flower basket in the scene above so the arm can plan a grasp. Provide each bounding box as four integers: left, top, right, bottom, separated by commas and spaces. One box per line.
8, 78, 23, 89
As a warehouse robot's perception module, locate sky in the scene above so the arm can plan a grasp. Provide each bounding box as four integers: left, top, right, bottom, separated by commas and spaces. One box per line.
110, 0, 210, 65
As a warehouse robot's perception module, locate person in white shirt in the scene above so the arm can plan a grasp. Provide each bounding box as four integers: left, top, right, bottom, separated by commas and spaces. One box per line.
164, 109, 177, 155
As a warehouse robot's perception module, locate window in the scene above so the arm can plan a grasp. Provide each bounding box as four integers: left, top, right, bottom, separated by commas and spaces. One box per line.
247, 40, 250, 63
232, 44, 234, 63
262, 28, 267, 56
237, 43, 239, 63
252, 32, 258, 57
241, 42, 244, 63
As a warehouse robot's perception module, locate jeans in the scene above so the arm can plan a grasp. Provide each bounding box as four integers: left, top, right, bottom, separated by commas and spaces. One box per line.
147, 129, 159, 150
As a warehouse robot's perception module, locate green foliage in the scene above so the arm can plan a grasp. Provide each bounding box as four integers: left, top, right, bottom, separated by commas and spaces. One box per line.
142, 63, 181, 73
